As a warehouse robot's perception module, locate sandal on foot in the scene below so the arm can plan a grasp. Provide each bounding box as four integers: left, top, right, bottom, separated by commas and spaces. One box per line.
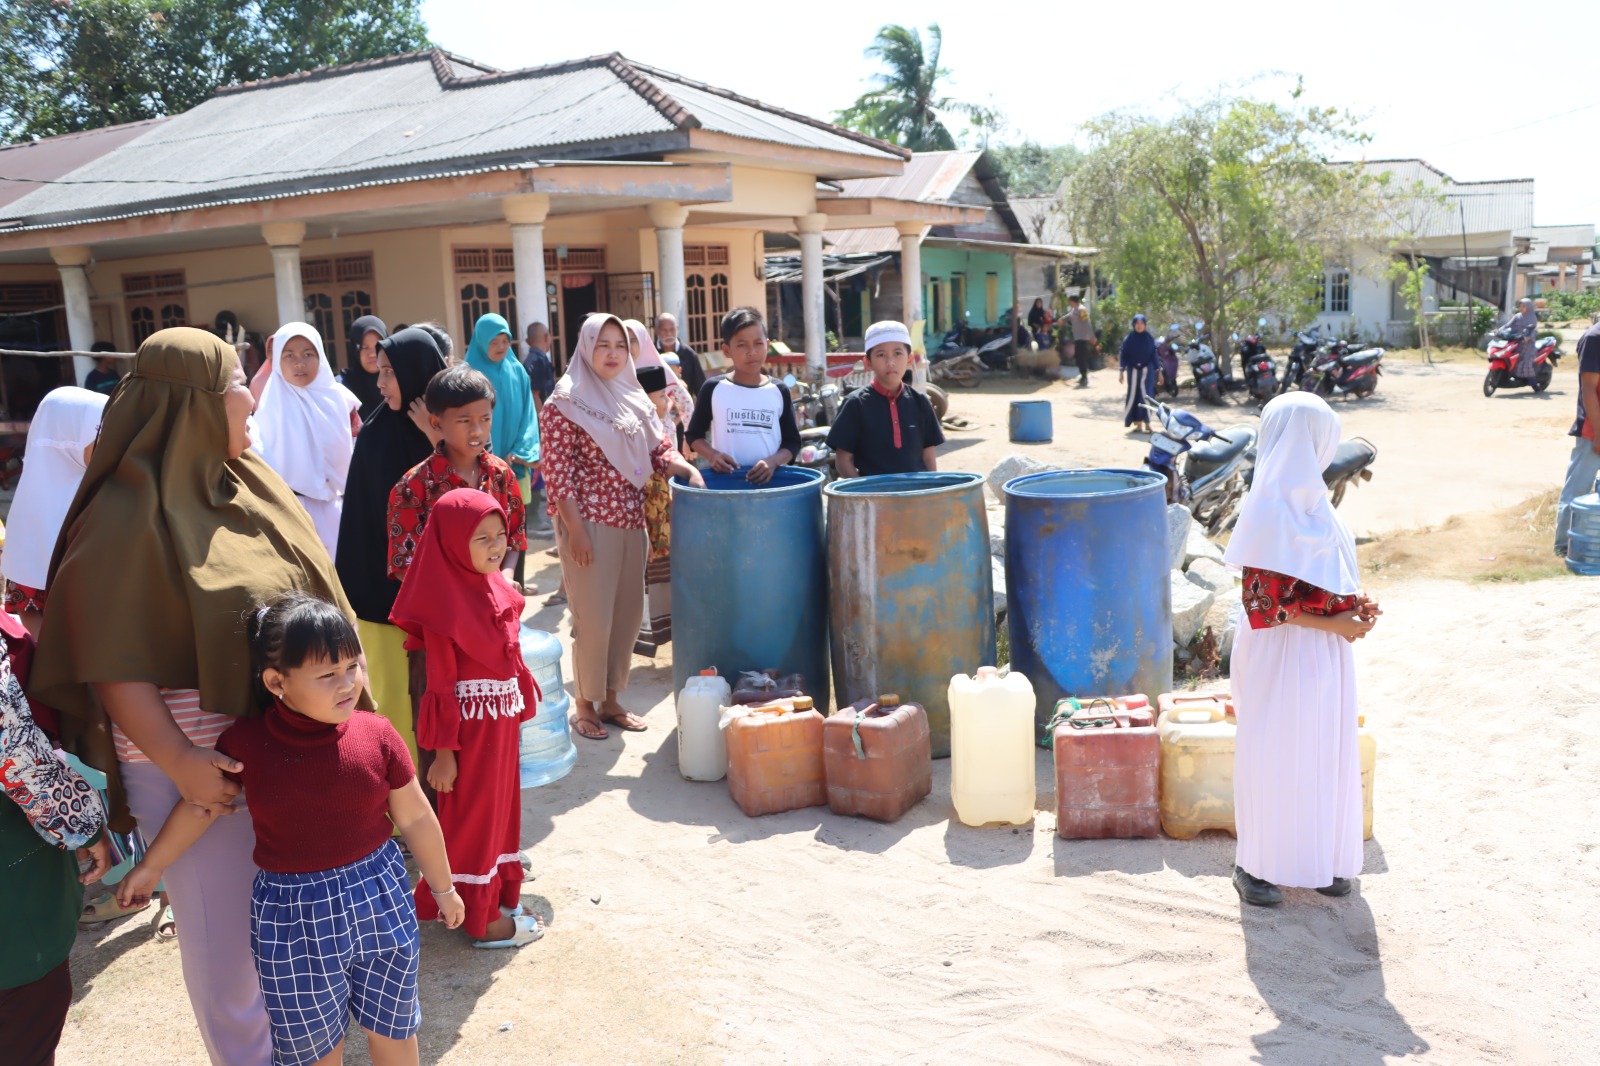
500, 903, 525, 918
572, 713, 608, 740
601, 710, 647, 732
543, 591, 568, 607
81, 891, 151, 925
473, 914, 544, 949
153, 905, 178, 942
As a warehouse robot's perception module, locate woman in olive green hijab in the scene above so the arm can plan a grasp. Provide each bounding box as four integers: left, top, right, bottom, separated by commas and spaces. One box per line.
31, 327, 361, 1066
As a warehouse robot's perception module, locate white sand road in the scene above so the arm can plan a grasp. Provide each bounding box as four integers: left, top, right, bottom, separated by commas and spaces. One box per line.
59, 354, 1598, 1064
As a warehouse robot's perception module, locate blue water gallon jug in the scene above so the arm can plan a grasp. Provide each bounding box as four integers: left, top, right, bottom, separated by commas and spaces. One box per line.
518, 625, 577, 787
1565, 490, 1600, 576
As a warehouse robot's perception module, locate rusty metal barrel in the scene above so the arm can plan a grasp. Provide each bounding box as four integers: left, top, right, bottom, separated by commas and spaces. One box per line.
824, 472, 995, 757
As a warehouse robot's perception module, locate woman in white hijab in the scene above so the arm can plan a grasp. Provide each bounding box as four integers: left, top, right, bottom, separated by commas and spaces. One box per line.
1223, 393, 1380, 906
253, 322, 359, 560
1, 386, 108, 638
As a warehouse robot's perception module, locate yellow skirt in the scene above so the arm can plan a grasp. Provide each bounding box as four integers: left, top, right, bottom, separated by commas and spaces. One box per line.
358, 619, 417, 765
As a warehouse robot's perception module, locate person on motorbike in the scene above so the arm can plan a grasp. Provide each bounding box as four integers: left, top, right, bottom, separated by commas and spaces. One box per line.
1506, 298, 1539, 381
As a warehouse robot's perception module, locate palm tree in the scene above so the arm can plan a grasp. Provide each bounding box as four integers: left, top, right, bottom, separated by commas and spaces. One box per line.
837, 24, 975, 152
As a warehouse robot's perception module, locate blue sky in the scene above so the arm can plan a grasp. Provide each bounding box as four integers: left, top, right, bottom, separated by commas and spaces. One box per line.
421, 0, 1600, 225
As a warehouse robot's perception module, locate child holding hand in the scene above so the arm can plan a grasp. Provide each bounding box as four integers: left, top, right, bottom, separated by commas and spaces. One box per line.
118, 592, 460, 1066
390, 488, 544, 949
1223, 393, 1380, 908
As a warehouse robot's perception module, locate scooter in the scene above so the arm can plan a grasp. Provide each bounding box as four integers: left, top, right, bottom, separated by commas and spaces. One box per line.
1243, 436, 1378, 508
1155, 326, 1182, 397
796, 427, 836, 483
1186, 324, 1225, 405
1482, 326, 1561, 396
1232, 318, 1277, 403
1140, 400, 1257, 536
1279, 327, 1322, 393
786, 374, 842, 429
1300, 345, 1384, 399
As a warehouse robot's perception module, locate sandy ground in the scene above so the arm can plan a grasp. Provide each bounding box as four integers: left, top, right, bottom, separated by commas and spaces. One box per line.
57, 358, 1599, 1064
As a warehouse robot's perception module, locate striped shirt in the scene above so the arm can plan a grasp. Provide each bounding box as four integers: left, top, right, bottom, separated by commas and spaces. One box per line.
111, 688, 235, 765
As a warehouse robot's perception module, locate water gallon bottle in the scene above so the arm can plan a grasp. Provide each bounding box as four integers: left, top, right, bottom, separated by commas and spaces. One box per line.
1359, 715, 1377, 841
949, 667, 1036, 827
1155, 691, 1236, 839
518, 625, 577, 788
1564, 486, 1600, 576
677, 668, 732, 782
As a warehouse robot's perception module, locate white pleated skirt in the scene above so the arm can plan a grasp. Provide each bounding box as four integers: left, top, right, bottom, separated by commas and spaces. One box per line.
298, 494, 343, 564
1232, 619, 1363, 888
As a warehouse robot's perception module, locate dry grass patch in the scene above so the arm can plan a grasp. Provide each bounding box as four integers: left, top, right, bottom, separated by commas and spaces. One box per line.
1383, 346, 1485, 366
1360, 489, 1568, 585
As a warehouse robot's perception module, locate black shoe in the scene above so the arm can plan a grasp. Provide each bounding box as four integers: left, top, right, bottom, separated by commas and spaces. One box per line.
633, 639, 656, 658
1315, 877, 1352, 897
1233, 865, 1283, 906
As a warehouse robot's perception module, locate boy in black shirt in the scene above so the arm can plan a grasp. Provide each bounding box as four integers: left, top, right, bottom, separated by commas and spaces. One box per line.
827, 321, 945, 478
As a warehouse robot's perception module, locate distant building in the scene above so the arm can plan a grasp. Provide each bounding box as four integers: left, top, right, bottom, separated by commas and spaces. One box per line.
1519, 225, 1597, 296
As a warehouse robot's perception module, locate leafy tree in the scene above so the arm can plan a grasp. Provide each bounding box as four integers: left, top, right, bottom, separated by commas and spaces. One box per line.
0, 0, 430, 141
1068, 88, 1377, 371
836, 24, 978, 152
989, 141, 1084, 198
1378, 177, 1449, 358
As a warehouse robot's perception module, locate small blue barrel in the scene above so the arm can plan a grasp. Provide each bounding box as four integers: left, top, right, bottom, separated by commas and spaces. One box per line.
672, 466, 830, 708
1009, 400, 1053, 443
1003, 469, 1173, 743
825, 472, 994, 758
1565, 488, 1600, 576
519, 625, 576, 788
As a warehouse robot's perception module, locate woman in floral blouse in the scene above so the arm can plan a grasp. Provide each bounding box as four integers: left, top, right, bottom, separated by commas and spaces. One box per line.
1223, 393, 1380, 908
542, 314, 704, 739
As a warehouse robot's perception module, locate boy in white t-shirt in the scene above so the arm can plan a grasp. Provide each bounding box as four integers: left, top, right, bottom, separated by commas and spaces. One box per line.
684, 307, 801, 485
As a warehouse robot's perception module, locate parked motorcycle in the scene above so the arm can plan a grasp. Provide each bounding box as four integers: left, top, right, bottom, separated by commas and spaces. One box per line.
1232, 318, 1277, 403
797, 427, 836, 483
1482, 326, 1561, 396
1185, 324, 1226, 405
1155, 326, 1182, 397
1140, 399, 1256, 535
930, 350, 984, 388
1279, 327, 1322, 393
1300, 344, 1384, 399
786, 374, 842, 429
1243, 435, 1378, 508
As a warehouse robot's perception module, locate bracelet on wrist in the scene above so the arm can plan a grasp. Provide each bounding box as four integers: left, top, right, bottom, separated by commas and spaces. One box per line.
429, 885, 457, 897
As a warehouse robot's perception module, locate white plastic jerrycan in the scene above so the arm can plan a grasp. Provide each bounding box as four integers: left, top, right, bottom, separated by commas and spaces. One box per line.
949, 666, 1036, 827
677, 669, 733, 781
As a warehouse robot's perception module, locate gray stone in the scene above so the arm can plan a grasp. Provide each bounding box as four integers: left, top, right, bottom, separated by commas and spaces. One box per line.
1199, 595, 1242, 662
1167, 504, 1195, 571
988, 454, 1060, 502
1170, 570, 1216, 645
1184, 524, 1225, 567
1184, 556, 1234, 594
990, 529, 1006, 559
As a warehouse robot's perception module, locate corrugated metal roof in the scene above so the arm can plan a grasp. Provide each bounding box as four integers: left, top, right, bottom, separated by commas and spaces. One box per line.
831, 150, 981, 202
1357, 159, 1534, 239
0, 50, 904, 230
824, 228, 902, 255
0, 118, 168, 211
1529, 224, 1594, 249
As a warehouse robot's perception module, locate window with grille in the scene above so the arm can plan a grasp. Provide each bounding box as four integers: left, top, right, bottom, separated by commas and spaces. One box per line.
1322, 267, 1351, 314
683, 246, 731, 353
124, 271, 187, 346
456, 245, 605, 362
301, 253, 376, 368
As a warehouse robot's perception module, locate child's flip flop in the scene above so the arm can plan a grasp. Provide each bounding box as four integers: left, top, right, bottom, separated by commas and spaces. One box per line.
80, 891, 151, 925
473, 914, 544, 949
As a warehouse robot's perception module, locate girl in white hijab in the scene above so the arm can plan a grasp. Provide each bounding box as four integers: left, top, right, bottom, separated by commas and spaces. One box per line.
1223, 393, 1379, 906
1, 386, 107, 638
253, 322, 359, 560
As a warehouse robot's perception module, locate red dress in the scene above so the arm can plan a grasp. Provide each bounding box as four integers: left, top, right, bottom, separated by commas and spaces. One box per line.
411, 636, 538, 940
1240, 566, 1358, 630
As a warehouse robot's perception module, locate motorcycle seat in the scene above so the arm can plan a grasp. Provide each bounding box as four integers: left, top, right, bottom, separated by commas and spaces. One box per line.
1323, 439, 1375, 483
1186, 426, 1255, 475
1339, 351, 1382, 367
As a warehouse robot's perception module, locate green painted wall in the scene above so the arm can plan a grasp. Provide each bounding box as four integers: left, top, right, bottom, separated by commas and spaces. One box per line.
919, 247, 1016, 332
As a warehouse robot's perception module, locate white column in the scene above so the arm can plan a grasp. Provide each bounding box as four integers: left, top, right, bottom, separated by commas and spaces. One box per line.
896, 221, 927, 385
504, 194, 551, 335
261, 221, 307, 328
51, 245, 96, 385
797, 213, 827, 382
649, 201, 690, 329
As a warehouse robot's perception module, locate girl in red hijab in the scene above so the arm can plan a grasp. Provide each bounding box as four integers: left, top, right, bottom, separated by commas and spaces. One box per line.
390, 489, 544, 948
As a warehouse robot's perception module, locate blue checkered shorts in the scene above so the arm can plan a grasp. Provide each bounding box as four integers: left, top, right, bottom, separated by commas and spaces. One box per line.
251, 839, 420, 1066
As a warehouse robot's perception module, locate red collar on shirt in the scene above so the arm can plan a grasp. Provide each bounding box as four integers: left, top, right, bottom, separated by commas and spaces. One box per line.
872, 380, 904, 447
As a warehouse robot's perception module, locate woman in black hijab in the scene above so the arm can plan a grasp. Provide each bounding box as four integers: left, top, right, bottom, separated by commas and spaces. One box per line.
334, 327, 446, 759
1119, 314, 1158, 433
338, 314, 388, 418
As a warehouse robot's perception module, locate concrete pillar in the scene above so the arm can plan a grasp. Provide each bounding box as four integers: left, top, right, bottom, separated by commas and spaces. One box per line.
504, 194, 551, 338
51, 245, 96, 385
896, 221, 927, 385
262, 221, 307, 328
796, 213, 828, 381
648, 201, 690, 332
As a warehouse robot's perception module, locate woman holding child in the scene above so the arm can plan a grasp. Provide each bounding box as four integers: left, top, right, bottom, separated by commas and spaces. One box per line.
30, 327, 365, 1065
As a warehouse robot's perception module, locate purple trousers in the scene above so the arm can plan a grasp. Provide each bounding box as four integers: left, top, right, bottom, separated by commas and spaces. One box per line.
122, 761, 272, 1066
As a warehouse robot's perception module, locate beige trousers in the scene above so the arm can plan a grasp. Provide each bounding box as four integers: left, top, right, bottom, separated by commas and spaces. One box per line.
558, 518, 646, 701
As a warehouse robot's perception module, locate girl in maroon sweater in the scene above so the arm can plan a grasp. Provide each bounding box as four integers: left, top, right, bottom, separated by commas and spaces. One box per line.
390, 488, 544, 949
118, 594, 462, 1066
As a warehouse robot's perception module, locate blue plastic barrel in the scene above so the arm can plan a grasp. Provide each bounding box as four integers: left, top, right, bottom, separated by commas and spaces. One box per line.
1565, 490, 1600, 576
671, 466, 830, 707
825, 472, 994, 757
1003, 469, 1173, 743
1009, 400, 1053, 443
519, 625, 577, 788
